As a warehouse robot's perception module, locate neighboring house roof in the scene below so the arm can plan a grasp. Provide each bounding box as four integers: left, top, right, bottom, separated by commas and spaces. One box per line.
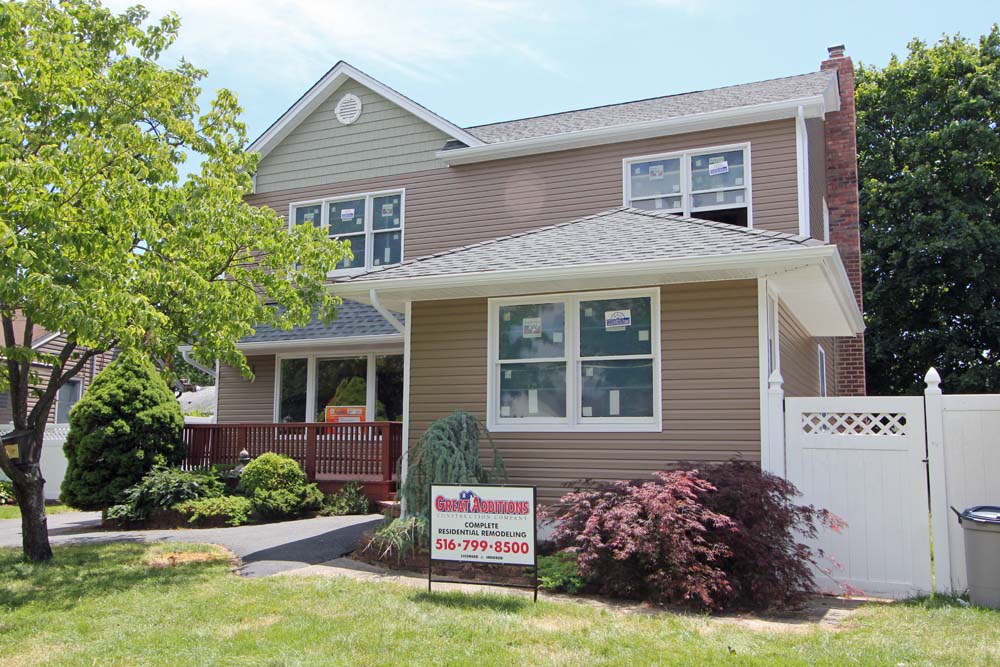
462, 71, 837, 145
238, 300, 403, 349
333, 208, 863, 337
249, 61, 484, 160
344, 208, 821, 282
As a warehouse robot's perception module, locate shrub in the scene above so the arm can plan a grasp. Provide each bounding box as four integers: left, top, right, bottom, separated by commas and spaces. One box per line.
0, 481, 14, 505
320, 482, 371, 516
119, 466, 224, 520
538, 552, 587, 594
399, 411, 506, 525
175, 496, 254, 527
61, 352, 185, 509
699, 461, 844, 610
547, 463, 843, 611
363, 516, 426, 563
547, 470, 735, 609
240, 453, 322, 519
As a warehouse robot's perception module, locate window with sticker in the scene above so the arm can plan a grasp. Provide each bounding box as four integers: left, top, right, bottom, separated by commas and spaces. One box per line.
489, 288, 661, 432
290, 191, 403, 273
625, 145, 750, 227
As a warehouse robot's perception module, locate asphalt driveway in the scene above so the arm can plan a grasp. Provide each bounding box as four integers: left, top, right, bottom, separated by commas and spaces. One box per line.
0, 511, 382, 577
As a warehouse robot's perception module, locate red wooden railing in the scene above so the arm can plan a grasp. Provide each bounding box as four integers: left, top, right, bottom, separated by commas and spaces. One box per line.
181, 422, 404, 482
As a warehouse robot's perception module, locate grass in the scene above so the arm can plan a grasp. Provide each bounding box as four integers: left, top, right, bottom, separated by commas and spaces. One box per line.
0, 543, 997, 667
0, 504, 77, 520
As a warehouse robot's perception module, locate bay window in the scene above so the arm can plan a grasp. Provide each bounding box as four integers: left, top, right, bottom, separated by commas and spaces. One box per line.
488, 288, 661, 432
625, 144, 750, 227
290, 190, 403, 273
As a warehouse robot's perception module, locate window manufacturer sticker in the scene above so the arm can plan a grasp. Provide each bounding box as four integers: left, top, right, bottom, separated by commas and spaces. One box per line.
708, 159, 729, 176
521, 317, 541, 339
381, 203, 394, 217
605, 309, 632, 331
648, 164, 664, 180
340, 208, 355, 221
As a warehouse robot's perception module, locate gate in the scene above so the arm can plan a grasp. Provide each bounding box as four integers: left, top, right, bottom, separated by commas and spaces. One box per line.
784, 397, 932, 598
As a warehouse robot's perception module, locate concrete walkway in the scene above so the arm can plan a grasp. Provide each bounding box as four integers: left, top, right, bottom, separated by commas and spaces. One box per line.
0, 511, 382, 577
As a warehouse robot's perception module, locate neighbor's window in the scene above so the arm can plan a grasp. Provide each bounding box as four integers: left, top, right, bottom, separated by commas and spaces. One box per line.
55, 379, 82, 424
625, 145, 750, 227
290, 190, 403, 272
489, 289, 660, 432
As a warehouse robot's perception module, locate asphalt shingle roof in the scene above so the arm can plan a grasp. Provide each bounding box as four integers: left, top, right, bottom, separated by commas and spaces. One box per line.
344, 208, 823, 283
241, 300, 402, 343
461, 71, 835, 145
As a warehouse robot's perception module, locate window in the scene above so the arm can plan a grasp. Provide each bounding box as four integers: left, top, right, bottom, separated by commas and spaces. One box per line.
624, 144, 751, 227
817, 347, 827, 396
55, 379, 82, 424
275, 352, 403, 423
290, 190, 404, 273
489, 288, 661, 432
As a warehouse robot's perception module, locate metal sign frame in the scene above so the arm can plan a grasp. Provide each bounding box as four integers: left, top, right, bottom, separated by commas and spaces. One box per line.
427, 483, 538, 601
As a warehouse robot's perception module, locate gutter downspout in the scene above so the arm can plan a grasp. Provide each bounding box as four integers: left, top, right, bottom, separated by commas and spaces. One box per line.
369, 288, 405, 334
181, 349, 217, 381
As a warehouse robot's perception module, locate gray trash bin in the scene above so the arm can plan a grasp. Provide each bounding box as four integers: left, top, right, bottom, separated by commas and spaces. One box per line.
956, 506, 1000, 609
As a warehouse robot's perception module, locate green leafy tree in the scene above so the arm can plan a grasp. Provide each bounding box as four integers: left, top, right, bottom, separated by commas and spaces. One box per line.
857, 26, 1000, 394
61, 353, 185, 510
0, 1, 346, 560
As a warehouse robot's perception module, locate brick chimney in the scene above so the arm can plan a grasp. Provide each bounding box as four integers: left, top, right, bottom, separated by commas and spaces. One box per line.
821, 44, 866, 396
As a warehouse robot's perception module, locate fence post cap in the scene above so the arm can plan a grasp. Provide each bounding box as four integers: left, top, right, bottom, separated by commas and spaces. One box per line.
767, 369, 784, 390
924, 367, 942, 394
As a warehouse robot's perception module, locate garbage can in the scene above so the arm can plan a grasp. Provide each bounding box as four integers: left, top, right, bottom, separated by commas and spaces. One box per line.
957, 506, 1000, 609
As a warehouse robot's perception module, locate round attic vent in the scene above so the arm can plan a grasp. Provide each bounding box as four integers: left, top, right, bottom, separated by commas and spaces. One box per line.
335, 93, 363, 125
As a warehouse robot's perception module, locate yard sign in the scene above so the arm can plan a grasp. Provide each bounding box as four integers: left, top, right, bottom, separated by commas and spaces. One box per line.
428, 484, 538, 599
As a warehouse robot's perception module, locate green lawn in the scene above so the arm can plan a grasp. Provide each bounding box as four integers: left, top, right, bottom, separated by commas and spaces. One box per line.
0, 504, 77, 520
0, 543, 997, 667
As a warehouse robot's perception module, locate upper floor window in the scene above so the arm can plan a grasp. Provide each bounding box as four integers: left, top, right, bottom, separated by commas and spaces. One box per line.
624, 144, 750, 227
291, 190, 404, 273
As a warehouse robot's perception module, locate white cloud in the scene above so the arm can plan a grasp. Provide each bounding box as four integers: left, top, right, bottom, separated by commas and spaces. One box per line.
105, 0, 567, 82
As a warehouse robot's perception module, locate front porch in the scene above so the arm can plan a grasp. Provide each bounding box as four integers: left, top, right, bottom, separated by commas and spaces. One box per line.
181, 421, 404, 501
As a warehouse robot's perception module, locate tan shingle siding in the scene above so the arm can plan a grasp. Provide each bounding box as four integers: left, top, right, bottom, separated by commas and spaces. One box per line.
409, 280, 761, 502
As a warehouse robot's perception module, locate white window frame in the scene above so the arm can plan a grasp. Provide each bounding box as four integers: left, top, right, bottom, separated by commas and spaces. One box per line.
288, 188, 405, 277
274, 351, 391, 423
817, 345, 828, 397
54, 378, 82, 424
622, 143, 753, 227
487, 287, 662, 433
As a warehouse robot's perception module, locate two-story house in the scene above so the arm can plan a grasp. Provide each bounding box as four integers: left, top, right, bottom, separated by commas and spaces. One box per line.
203, 45, 865, 503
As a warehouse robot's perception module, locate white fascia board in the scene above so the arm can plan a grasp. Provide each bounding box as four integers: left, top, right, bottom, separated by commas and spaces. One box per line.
249, 62, 484, 160
437, 96, 829, 166
29, 331, 62, 350
334, 246, 835, 299
236, 333, 403, 353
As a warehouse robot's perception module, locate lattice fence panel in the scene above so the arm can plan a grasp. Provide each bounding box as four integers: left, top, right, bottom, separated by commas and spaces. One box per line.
800, 412, 908, 436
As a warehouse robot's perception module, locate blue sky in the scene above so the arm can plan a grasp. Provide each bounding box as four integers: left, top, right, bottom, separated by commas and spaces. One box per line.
108, 0, 997, 148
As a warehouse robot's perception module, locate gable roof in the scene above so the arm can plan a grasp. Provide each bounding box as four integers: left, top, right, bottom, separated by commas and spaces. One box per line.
463, 71, 837, 145
344, 207, 822, 282
249, 61, 484, 160
238, 300, 403, 349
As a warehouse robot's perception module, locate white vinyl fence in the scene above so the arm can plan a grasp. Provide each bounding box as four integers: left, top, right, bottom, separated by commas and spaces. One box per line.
769, 368, 1000, 598
0, 424, 70, 500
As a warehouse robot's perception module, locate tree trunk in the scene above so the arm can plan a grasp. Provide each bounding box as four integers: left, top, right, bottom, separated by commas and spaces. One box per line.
10, 456, 53, 562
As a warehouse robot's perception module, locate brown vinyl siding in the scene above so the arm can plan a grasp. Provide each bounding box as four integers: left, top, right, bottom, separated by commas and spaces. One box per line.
778, 302, 836, 397
248, 119, 801, 258
409, 280, 761, 503
806, 118, 827, 240
255, 80, 451, 194
216, 355, 276, 423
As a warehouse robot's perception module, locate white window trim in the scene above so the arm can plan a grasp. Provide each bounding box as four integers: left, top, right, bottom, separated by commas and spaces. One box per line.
54, 378, 82, 424
622, 142, 753, 228
487, 287, 662, 433
817, 345, 828, 397
274, 350, 398, 423
288, 188, 405, 278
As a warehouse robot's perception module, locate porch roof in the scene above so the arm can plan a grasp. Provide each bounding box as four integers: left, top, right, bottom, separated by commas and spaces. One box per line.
333, 208, 864, 337
237, 300, 403, 351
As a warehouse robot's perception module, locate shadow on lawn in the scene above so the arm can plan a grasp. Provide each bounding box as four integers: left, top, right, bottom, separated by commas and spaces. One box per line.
0, 543, 224, 613
410, 590, 532, 613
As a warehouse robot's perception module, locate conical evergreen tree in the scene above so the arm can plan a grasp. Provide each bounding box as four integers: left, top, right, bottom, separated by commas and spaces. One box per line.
61, 352, 185, 509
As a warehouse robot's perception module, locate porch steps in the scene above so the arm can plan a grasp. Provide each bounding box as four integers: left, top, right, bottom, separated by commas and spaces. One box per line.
376, 494, 401, 518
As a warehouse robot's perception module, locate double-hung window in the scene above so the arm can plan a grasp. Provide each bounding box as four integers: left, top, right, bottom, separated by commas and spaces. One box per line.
290, 190, 404, 274
624, 144, 751, 227
488, 288, 661, 432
